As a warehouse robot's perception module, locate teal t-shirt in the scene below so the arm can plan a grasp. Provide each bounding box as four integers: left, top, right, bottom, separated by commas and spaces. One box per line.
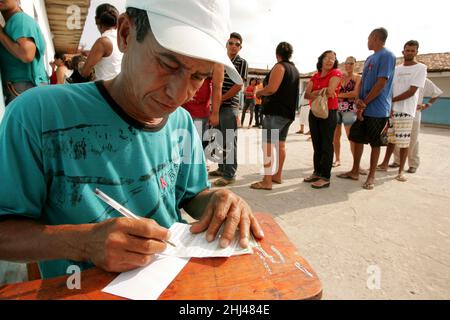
0, 82, 210, 279
0, 12, 48, 85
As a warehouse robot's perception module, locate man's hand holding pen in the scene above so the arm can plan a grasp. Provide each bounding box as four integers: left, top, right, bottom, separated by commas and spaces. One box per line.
84, 217, 171, 273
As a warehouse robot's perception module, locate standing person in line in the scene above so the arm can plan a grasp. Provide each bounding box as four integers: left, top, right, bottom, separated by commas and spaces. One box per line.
0, 0, 48, 105
52, 52, 72, 84
182, 63, 224, 149
241, 78, 257, 128
80, 3, 123, 81
209, 32, 248, 187
296, 103, 310, 135
376, 40, 427, 182
303, 50, 342, 189
333, 56, 361, 168
66, 55, 92, 84
253, 79, 264, 128
390, 78, 443, 173
250, 42, 300, 191
338, 28, 396, 190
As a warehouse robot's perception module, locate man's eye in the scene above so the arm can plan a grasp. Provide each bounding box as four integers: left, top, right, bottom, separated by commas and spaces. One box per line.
191, 74, 205, 81
160, 60, 178, 71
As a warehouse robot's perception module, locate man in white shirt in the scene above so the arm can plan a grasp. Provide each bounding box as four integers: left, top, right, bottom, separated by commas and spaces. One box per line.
390, 78, 443, 173
377, 40, 427, 182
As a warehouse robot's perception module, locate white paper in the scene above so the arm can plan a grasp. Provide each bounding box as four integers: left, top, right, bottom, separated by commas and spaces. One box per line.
102, 254, 190, 300
102, 223, 257, 300
163, 223, 254, 258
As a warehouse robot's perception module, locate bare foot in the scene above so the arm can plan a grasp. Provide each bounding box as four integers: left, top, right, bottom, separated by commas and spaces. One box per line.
272, 175, 283, 184
376, 164, 388, 172
362, 178, 375, 190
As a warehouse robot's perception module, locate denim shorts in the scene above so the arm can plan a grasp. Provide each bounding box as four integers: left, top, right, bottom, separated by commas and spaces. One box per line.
262, 115, 293, 144
337, 111, 357, 126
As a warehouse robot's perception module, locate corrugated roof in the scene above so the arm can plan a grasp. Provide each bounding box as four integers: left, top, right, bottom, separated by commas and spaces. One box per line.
45, 0, 90, 53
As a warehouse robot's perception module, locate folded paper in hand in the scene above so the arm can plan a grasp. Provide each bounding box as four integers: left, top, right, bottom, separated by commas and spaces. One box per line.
163, 223, 255, 258
102, 223, 257, 300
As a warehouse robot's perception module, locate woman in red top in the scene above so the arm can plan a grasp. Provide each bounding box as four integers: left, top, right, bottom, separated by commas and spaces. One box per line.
304, 50, 342, 189
241, 78, 257, 128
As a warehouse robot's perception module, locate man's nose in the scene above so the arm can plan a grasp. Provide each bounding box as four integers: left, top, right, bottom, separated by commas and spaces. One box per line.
165, 73, 193, 106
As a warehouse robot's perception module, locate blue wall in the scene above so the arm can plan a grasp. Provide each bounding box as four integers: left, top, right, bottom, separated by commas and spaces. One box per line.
422, 97, 450, 126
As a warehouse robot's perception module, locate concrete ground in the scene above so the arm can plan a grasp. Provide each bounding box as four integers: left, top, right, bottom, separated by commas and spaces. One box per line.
1, 118, 448, 299
209, 121, 450, 300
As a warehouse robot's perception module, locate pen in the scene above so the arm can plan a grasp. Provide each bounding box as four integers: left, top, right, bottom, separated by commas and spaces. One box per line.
94, 188, 176, 248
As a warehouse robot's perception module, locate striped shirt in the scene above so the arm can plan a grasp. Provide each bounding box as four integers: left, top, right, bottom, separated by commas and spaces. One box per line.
221, 54, 248, 108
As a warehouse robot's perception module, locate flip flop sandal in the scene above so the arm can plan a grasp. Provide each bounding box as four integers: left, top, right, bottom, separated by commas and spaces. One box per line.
250, 182, 272, 191
376, 165, 388, 172
311, 181, 331, 189
396, 175, 408, 182
214, 178, 235, 187
362, 182, 375, 190
304, 175, 320, 183
332, 161, 341, 168
337, 173, 359, 181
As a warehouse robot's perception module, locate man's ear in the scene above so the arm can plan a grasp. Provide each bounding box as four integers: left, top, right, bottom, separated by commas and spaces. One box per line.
117, 13, 131, 53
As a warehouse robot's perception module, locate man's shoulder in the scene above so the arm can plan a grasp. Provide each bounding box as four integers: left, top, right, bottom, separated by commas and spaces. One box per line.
417, 62, 428, 71
233, 55, 248, 67
6, 83, 98, 116
8, 12, 37, 28
381, 48, 396, 59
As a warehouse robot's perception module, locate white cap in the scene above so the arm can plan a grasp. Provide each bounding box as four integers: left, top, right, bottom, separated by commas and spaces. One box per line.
126, 0, 243, 85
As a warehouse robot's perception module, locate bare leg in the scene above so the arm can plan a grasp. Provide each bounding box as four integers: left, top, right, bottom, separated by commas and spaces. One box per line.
333, 124, 342, 164
397, 147, 409, 182
350, 143, 364, 176
251, 143, 274, 189
272, 142, 286, 184
344, 125, 354, 156
365, 146, 381, 187
378, 143, 395, 169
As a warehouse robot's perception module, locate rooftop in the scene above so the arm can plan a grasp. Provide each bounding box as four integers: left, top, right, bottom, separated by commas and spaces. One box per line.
300, 52, 450, 78
46, 0, 90, 53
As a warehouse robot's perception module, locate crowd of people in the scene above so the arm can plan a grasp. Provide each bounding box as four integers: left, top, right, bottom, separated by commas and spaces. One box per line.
0, 1, 123, 106
0, 0, 443, 281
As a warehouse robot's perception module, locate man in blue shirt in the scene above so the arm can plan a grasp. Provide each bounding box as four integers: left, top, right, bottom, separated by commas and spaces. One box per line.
0, 0, 48, 105
338, 28, 396, 190
0, 0, 264, 279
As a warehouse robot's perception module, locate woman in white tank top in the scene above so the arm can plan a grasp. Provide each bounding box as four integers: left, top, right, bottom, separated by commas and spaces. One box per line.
80, 4, 123, 81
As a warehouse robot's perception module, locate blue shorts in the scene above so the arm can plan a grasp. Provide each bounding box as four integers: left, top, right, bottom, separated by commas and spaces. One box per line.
337, 111, 357, 126
262, 115, 293, 144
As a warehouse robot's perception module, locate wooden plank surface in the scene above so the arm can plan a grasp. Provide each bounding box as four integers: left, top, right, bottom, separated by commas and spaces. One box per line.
0, 213, 322, 300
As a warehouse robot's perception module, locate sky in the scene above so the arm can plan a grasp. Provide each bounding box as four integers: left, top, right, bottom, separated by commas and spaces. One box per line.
80, 0, 450, 73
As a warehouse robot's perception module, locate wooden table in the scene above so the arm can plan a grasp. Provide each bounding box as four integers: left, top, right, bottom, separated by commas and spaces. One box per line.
0, 213, 322, 300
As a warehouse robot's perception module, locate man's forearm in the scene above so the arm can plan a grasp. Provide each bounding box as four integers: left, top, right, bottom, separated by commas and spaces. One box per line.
0, 219, 92, 263
363, 78, 388, 105
0, 32, 33, 63
222, 85, 242, 102
393, 87, 418, 103
211, 84, 222, 115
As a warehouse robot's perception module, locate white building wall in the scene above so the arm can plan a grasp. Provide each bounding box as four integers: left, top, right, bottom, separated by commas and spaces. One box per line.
428, 73, 450, 97
22, 0, 55, 76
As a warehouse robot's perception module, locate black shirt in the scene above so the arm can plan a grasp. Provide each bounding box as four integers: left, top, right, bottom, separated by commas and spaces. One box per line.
262, 61, 300, 120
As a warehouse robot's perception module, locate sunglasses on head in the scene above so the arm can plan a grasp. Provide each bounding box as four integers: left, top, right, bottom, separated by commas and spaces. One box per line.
228, 41, 241, 47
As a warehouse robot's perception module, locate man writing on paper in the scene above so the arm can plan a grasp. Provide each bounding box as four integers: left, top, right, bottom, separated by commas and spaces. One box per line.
0, 0, 264, 280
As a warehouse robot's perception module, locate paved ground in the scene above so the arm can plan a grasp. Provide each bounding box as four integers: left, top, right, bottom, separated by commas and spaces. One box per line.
1, 119, 449, 299
208, 121, 450, 300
